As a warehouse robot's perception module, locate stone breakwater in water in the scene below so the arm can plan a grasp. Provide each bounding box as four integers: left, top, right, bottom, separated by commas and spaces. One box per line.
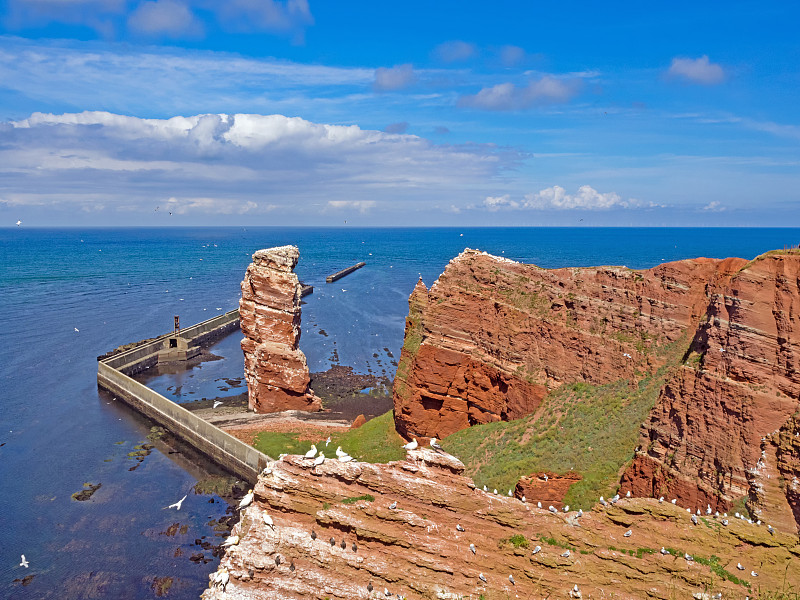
240, 246, 321, 413
392, 248, 800, 530
203, 451, 800, 600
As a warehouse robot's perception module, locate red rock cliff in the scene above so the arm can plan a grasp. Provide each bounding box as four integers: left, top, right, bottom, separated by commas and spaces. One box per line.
240, 246, 321, 413
393, 248, 800, 531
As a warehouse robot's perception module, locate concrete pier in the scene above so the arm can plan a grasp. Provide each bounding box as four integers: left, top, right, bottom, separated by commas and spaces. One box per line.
326, 262, 366, 283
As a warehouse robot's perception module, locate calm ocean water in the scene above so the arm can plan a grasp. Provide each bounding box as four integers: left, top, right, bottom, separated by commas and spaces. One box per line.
1, 226, 799, 599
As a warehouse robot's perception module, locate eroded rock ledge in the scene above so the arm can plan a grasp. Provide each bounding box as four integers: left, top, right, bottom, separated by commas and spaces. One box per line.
240, 246, 321, 413
203, 452, 800, 600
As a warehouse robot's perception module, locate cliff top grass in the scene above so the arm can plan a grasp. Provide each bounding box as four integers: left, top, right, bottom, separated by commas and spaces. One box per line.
252, 410, 405, 464
441, 337, 689, 509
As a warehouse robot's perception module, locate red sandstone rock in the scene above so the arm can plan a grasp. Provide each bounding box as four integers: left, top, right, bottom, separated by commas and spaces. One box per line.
350, 414, 367, 429
393, 248, 800, 532
240, 246, 321, 413
515, 471, 582, 510
202, 453, 800, 600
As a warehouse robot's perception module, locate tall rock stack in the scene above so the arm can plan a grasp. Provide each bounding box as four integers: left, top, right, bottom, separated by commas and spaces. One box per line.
239, 246, 321, 413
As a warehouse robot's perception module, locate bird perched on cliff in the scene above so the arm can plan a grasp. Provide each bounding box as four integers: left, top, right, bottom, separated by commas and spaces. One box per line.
483, 485, 488, 492
509, 574, 515, 585
532, 545, 541, 555
352, 542, 357, 552
469, 543, 476, 555
304, 445, 318, 459
313, 452, 325, 467
537, 501, 542, 508
671, 498, 677, 504
329, 537, 336, 546
213, 400, 223, 409
456, 524, 465, 532
325, 436, 331, 446
521, 496, 526, 503
706, 504, 712, 515
389, 501, 397, 510
367, 582, 373, 593
221, 535, 240, 548
341, 539, 347, 549
561, 550, 571, 558
212, 567, 229, 591
660, 547, 669, 555
338, 454, 354, 462
659, 496, 664, 503
311, 529, 316, 540
577, 509, 583, 517
563, 505, 570, 512
402, 438, 418, 451
19, 555, 28, 568
684, 553, 693, 562
289, 560, 295, 573
167, 494, 187, 510
722, 519, 729, 526
238, 489, 254, 510
493, 489, 498, 495
479, 573, 487, 583
263, 511, 274, 530
737, 563, 744, 570
275, 555, 281, 566
624, 529, 632, 537
599, 496, 607, 506
430, 438, 445, 453
549, 505, 557, 513
384, 587, 390, 596
626, 491, 631, 497
335, 446, 346, 458
768, 524, 775, 535
691, 514, 698, 525
751, 571, 759, 577
508, 490, 513, 497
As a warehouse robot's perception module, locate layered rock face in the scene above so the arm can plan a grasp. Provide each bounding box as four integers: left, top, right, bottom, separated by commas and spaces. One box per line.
203, 452, 800, 600
515, 471, 582, 510
621, 253, 800, 531
240, 246, 321, 413
393, 248, 800, 531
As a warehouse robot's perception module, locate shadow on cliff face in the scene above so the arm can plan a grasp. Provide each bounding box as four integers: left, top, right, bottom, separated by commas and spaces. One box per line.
309, 365, 392, 422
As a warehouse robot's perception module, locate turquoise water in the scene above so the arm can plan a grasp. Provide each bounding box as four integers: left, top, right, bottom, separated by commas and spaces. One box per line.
1, 226, 799, 599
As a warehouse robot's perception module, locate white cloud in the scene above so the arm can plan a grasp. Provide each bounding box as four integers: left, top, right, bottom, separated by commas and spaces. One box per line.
667, 55, 725, 85
498, 45, 525, 66
128, 0, 203, 38
459, 75, 581, 111
384, 121, 409, 134
433, 40, 477, 63
701, 201, 725, 212
212, 0, 313, 37
483, 194, 518, 211
373, 63, 416, 92
523, 185, 628, 210
1, 111, 510, 217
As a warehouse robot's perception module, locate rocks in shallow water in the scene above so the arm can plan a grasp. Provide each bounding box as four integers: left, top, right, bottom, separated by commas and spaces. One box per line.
71, 482, 101, 501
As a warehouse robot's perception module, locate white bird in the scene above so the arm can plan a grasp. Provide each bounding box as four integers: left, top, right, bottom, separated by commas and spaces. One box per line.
469, 543, 476, 554
338, 454, 354, 462
577, 509, 583, 517
19, 555, 29, 568
213, 401, 223, 408
563, 505, 570, 512
402, 438, 418, 451
456, 524, 465, 532
722, 519, 729, 526
483, 485, 488, 492
263, 510, 274, 530
549, 505, 557, 513
493, 489, 498, 495
74, 327, 79, 332
167, 494, 187, 510
671, 498, 677, 504
430, 437, 444, 452
751, 571, 758, 577
384, 588, 390, 597
325, 436, 331, 446
532, 545, 541, 555
335, 446, 346, 458
659, 496, 664, 503
737, 563, 744, 570
238, 489, 254, 509
561, 550, 570, 558
684, 553, 693, 562
768, 524, 775, 535
537, 501, 542, 508
16, 220, 22, 226
626, 491, 631, 497
221, 535, 240, 547
212, 568, 229, 590
479, 573, 487, 583
624, 529, 632, 537
313, 452, 325, 466
389, 501, 397, 510
599, 496, 607, 506
660, 547, 669, 555
521, 496, 526, 503
508, 490, 513, 497
706, 504, 712, 515
305, 444, 318, 459
691, 514, 698, 525
508, 574, 515, 585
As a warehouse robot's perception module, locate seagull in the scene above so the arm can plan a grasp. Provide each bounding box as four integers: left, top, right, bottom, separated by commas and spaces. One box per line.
221, 535, 240, 547
722, 519, 729, 526
509, 574, 515, 585
577, 509, 583, 517
751, 571, 758, 577
313, 452, 325, 466
563, 505, 570, 512
691, 514, 698, 525
384, 588, 390, 597
561, 550, 571, 558
706, 504, 712, 515
768, 525, 775, 535
660, 547, 669, 555
508, 490, 513, 497
493, 489, 498, 495
167, 494, 187, 510
263, 511, 274, 530
403, 438, 418, 451
335, 446, 346, 458
389, 501, 397, 510
549, 505, 557, 513
238, 489, 254, 510
456, 524, 465, 532
479, 573, 487, 583
537, 501, 542, 508
626, 491, 631, 497
305, 444, 318, 459
684, 553, 693, 562
16, 220, 22, 226
483, 485, 488, 492
338, 454, 354, 462
671, 499, 677, 504
430, 438, 445, 452
659, 496, 664, 503
521, 496, 526, 503
470, 543, 476, 555
19, 555, 29, 568
325, 436, 331, 446
74, 327, 79, 332
737, 563, 744, 570
532, 545, 541, 555
599, 496, 607, 506
624, 529, 632, 537
213, 401, 223, 408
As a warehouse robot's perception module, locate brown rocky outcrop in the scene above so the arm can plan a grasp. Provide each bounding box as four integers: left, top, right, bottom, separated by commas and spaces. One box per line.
240, 246, 321, 413
393, 248, 800, 532
203, 452, 800, 600
515, 471, 582, 510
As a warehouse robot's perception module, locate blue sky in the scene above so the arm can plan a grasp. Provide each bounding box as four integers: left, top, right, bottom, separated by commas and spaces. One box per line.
0, 1, 798, 226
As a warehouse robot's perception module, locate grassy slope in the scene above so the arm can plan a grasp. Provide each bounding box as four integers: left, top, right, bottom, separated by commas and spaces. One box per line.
252, 410, 406, 464
441, 337, 690, 509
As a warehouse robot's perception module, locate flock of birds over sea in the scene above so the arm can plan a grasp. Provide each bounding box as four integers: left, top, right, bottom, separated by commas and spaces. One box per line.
175, 436, 776, 600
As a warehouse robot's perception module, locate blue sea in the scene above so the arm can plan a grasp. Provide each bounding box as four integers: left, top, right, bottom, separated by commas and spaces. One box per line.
1, 226, 799, 599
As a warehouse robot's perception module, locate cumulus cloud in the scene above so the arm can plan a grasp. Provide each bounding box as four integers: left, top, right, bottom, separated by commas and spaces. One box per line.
667, 55, 725, 85
433, 40, 477, 63
373, 64, 416, 92
128, 0, 203, 37
213, 0, 313, 37
483, 194, 518, 211
498, 45, 526, 66
459, 75, 582, 111
523, 185, 627, 210
1, 111, 511, 217
701, 201, 725, 212
384, 121, 409, 134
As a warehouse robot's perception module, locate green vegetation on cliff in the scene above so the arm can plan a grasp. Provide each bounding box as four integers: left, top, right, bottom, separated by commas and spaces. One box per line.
442, 337, 690, 509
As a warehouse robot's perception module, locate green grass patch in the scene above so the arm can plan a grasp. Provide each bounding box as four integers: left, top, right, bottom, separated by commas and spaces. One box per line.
440, 336, 689, 509
499, 534, 530, 549
341, 494, 375, 504
252, 410, 406, 464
